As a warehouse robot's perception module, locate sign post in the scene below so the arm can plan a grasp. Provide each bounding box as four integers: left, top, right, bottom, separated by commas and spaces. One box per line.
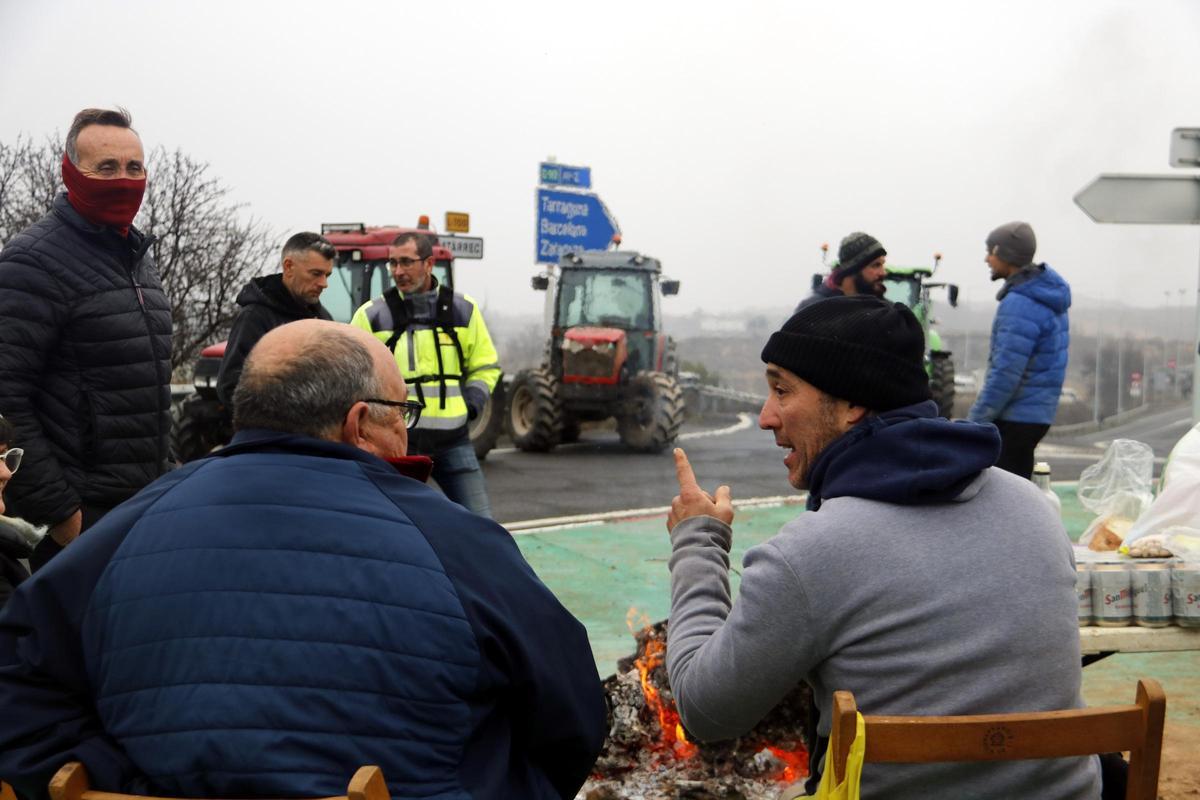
1074, 129, 1200, 422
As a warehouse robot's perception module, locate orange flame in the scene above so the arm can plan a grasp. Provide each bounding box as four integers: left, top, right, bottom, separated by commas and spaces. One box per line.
635, 636, 698, 758
627, 609, 697, 759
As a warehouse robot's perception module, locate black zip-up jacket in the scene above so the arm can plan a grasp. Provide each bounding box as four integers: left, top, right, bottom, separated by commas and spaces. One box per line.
215, 274, 332, 405
0, 193, 173, 526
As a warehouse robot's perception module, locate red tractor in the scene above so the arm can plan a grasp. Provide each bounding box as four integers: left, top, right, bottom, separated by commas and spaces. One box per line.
506, 249, 684, 453
172, 221, 505, 461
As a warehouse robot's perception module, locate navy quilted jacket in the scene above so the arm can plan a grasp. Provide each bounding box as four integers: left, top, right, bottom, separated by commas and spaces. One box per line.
968, 265, 1071, 425
0, 431, 606, 800
0, 193, 173, 525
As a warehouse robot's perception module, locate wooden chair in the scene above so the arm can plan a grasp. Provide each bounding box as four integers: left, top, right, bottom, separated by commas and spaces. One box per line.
2, 781, 18, 800
829, 678, 1166, 800
48, 763, 389, 800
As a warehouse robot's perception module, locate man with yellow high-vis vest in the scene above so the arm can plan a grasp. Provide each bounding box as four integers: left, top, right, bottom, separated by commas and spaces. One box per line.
351, 232, 501, 517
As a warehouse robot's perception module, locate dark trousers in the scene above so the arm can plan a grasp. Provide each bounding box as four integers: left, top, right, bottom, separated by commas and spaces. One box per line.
993, 420, 1051, 479
29, 504, 111, 572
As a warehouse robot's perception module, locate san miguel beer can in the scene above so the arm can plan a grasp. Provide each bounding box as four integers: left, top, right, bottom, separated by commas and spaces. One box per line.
1172, 562, 1200, 628
1091, 562, 1132, 627
1075, 563, 1092, 626
1131, 562, 1172, 628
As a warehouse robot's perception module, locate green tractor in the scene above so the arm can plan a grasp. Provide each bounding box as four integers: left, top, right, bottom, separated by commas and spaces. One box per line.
811, 253, 959, 417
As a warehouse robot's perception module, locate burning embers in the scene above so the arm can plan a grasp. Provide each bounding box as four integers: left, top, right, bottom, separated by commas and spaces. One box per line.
577, 616, 812, 800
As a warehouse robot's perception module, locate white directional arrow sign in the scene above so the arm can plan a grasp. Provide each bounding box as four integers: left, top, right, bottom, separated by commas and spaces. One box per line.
1074, 174, 1200, 224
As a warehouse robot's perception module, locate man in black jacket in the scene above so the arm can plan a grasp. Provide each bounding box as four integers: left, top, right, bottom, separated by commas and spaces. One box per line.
0, 107, 172, 571
795, 231, 888, 313
216, 232, 335, 405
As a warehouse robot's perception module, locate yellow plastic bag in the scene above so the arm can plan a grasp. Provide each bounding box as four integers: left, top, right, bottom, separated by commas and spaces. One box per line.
812, 712, 865, 800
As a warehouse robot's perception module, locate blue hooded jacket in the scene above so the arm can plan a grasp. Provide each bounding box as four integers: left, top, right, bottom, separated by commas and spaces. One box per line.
805, 400, 1002, 512
968, 264, 1071, 425
0, 431, 606, 800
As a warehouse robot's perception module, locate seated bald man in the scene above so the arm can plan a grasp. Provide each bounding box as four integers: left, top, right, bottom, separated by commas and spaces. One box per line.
0, 320, 606, 800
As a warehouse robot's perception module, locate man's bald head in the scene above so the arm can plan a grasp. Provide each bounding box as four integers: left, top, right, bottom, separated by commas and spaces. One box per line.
233, 320, 405, 441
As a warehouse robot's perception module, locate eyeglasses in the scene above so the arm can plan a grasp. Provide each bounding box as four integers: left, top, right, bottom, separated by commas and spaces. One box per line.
363, 398, 424, 429
0, 447, 22, 474
387, 257, 428, 269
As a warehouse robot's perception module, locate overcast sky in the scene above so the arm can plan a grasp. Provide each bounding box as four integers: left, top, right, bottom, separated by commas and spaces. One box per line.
2, 0, 1199, 318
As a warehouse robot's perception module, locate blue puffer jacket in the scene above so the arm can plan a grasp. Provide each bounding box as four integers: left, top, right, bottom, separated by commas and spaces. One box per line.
0, 431, 606, 800
968, 265, 1071, 425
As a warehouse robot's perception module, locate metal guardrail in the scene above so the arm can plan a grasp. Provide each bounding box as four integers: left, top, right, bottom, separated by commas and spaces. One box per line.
686, 384, 765, 415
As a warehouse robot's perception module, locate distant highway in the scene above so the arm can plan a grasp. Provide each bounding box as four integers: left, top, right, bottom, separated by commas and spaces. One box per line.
480, 404, 1194, 525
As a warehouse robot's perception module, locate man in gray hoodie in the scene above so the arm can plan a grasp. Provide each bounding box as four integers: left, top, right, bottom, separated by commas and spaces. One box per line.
665, 296, 1099, 799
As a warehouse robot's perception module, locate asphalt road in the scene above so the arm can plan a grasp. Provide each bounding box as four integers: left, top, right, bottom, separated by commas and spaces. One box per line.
478, 403, 1195, 525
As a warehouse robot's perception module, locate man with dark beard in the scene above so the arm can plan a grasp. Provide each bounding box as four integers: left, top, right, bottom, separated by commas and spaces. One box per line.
795, 231, 888, 312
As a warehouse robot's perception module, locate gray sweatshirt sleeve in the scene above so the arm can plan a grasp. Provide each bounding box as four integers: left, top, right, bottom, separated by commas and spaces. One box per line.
665, 515, 822, 742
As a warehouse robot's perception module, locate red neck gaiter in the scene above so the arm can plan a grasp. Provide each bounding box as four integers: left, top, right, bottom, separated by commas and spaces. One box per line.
385, 455, 433, 483
61, 153, 146, 235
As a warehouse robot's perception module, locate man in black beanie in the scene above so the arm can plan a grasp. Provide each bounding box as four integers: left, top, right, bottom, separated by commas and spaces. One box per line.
662, 296, 1098, 799
795, 231, 888, 312
968, 221, 1071, 478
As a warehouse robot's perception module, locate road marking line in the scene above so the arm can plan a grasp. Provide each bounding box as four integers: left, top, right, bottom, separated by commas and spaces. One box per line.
679, 412, 754, 440
505, 493, 805, 534
488, 412, 754, 457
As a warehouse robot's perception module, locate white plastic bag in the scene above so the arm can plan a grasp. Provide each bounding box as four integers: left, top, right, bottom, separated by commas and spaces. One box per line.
1077, 439, 1155, 548
1124, 422, 1200, 547
1161, 526, 1200, 561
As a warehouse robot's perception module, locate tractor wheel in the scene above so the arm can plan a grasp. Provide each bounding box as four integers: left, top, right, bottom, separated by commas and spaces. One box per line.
171, 394, 231, 463
930, 351, 956, 418
506, 368, 563, 452
618, 371, 685, 453
469, 380, 506, 460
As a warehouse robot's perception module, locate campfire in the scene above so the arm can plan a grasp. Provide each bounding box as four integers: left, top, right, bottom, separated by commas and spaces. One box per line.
577, 614, 813, 800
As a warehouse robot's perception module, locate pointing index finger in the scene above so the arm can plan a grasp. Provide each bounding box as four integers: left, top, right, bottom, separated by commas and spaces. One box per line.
674, 447, 699, 490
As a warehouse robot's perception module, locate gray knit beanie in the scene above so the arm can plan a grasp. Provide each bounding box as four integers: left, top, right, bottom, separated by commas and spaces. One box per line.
986, 222, 1037, 267
833, 232, 886, 280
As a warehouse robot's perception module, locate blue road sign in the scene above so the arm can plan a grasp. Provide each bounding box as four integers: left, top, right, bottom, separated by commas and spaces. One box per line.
539, 162, 592, 189
536, 188, 620, 264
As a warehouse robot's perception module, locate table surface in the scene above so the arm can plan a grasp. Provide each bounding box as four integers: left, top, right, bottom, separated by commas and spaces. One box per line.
1078, 624, 1200, 654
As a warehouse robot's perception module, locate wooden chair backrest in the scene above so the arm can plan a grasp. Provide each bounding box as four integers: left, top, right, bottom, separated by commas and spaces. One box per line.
829, 678, 1165, 800
2, 781, 18, 800
48, 763, 389, 800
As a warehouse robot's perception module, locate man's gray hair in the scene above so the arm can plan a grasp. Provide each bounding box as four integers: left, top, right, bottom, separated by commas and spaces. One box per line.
232, 333, 385, 438
282, 231, 336, 263
65, 107, 135, 164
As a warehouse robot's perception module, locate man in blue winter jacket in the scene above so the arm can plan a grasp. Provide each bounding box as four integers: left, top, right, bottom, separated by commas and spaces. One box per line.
0, 320, 606, 800
968, 221, 1071, 478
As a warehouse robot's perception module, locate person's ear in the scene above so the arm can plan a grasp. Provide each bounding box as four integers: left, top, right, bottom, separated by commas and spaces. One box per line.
341, 401, 370, 446
843, 403, 870, 428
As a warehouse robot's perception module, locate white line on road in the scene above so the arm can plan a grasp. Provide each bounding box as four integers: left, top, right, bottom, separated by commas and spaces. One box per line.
488, 412, 755, 457
505, 493, 805, 534
678, 412, 754, 440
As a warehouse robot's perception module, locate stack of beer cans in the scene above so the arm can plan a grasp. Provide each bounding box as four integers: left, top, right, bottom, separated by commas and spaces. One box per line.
1074, 547, 1200, 628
